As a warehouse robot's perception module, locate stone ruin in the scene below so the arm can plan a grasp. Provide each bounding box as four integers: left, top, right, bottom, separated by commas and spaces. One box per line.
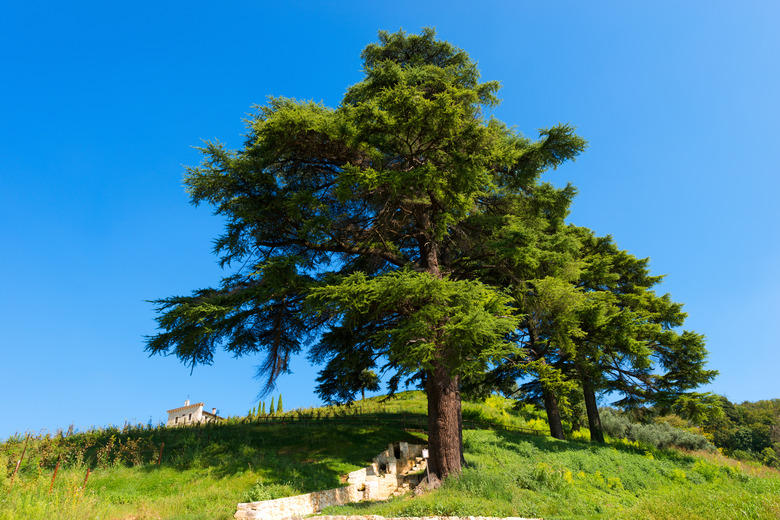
347, 441, 427, 500
234, 442, 428, 520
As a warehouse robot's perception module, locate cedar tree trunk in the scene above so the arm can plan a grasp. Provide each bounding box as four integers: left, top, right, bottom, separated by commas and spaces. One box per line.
542, 385, 566, 440
426, 362, 462, 480
581, 375, 605, 443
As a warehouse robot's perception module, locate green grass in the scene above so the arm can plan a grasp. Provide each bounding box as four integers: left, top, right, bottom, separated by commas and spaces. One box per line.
1, 409, 424, 520
324, 426, 780, 519
3, 391, 780, 519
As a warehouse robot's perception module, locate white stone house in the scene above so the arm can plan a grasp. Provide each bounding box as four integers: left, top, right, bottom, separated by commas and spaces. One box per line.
166, 399, 223, 427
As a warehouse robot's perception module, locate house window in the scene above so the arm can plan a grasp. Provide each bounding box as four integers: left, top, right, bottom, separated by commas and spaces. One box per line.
175, 417, 179, 424
188, 413, 192, 421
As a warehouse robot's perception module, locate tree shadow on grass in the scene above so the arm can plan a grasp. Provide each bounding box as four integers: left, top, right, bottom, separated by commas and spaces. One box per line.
138, 421, 427, 491
490, 428, 640, 457
489, 427, 699, 464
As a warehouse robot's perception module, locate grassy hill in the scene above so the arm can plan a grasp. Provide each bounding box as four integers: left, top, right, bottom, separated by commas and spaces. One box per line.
2, 392, 779, 520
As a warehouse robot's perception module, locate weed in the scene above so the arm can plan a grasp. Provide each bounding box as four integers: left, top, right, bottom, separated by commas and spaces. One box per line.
243, 479, 297, 502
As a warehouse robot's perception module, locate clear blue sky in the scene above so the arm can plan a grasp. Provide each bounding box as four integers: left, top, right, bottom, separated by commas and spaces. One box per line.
2, 1, 778, 439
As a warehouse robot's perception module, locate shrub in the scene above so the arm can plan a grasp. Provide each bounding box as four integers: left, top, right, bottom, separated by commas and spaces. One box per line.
243, 479, 297, 502
693, 460, 721, 482
666, 468, 688, 484
762, 447, 780, 468
730, 449, 756, 462
730, 427, 755, 453
518, 462, 570, 493
601, 409, 629, 439
600, 409, 715, 452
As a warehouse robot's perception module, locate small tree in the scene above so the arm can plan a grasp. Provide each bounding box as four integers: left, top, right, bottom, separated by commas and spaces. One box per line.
269, 396, 276, 415
277, 394, 284, 414
359, 370, 380, 401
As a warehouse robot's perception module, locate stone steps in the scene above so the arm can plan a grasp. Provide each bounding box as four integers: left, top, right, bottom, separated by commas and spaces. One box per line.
236, 442, 431, 520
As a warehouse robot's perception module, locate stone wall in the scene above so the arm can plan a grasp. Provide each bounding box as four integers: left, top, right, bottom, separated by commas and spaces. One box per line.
235, 443, 427, 520
347, 441, 426, 501
234, 486, 361, 520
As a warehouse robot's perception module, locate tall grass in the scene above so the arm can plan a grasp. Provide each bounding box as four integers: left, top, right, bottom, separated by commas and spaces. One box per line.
4, 392, 779, 520
324, 428, 780, 520
1, 414, 423, 520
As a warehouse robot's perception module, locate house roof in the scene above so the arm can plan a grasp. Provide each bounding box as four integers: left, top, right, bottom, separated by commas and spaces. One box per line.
166, 402, 204, 414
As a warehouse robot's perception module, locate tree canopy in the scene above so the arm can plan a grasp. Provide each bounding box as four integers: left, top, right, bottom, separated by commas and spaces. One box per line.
146, 28, 713, 478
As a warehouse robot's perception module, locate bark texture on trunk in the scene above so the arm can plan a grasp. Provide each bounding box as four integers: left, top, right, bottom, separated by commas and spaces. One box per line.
542, 385, 566, 440
581, 375, 605, 443
426, 363, 462, 480
526, 323, 565, 440
417, 224, 462, 479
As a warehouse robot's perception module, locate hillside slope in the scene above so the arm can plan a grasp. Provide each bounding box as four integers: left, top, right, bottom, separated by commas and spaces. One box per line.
2, 392, 779, 520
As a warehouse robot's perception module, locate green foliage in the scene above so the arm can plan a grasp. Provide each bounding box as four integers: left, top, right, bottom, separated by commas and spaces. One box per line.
308, 270, 519, 378
243, 480, 296, 502
325, 425, 780, 520
0, 405, 423, 520
692, 459, 723, 482
665, 392, 725, 424
521, 461, 571, 492
600, 409, 715, 452
474, 224, 717, 441
142, 24, 718, 481
277, 394, 283, 414
762, 447, 780, 468
731, 449, 756, 462
269, 397, 275, 415
145, 27, 589, 477
5, 394, 780, 520
702, 396, 780, 467
146, 27, 583, 390
0, 451, 9, 493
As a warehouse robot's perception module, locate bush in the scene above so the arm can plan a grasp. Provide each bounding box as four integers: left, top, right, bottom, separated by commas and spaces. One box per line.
243, 479, 298, 502
600, 409, 715, 452
601, 409, 630, 439
730, 427, 755, 453
762, 447, 780, 468
730, 449, 756, 462
517, 462, 570, 493
693, 460, 721, 482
